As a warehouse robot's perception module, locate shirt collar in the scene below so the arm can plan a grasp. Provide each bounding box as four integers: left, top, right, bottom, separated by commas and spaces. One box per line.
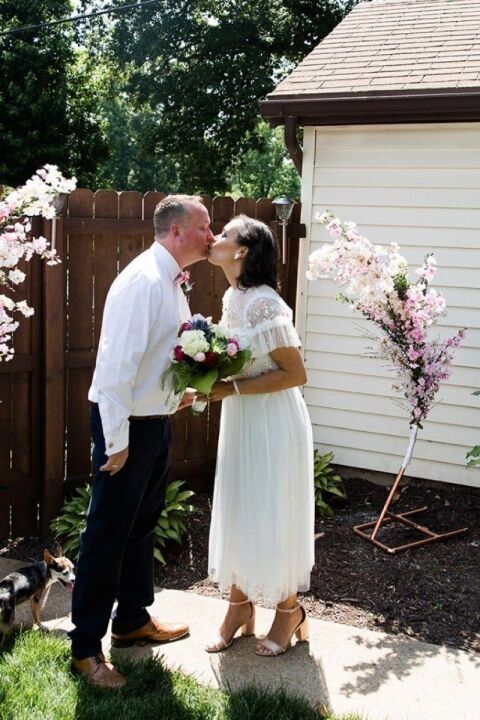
151, 241, 182, 282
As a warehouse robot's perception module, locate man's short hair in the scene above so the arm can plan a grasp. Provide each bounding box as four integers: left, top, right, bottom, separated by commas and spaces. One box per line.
153, 194, 204, 237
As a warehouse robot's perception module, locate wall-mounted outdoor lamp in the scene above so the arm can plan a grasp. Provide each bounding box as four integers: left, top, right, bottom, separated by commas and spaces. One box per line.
272, 196, 295, 264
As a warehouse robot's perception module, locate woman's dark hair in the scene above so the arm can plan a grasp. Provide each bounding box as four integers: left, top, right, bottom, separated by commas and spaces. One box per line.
234, 215, 279, 291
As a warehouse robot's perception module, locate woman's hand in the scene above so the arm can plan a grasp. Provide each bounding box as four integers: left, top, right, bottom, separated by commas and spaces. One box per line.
197, 380, 234, 403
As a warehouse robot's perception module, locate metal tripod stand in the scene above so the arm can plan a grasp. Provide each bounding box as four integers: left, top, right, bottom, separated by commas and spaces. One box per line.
353, 425, 469, 554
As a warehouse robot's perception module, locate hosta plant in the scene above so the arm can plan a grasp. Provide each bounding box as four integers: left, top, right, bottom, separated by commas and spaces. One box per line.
466, 390, 480, 468
50, 484, 91, 557
51, 480, 195, 564
154, 480, 195, 564
314, 450, 346, 518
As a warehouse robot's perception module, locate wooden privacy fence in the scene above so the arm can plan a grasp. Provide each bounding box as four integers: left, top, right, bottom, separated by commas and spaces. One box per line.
0, 189, 305, 538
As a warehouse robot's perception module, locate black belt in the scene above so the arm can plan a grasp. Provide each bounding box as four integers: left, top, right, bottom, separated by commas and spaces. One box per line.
129, 414, 169, 420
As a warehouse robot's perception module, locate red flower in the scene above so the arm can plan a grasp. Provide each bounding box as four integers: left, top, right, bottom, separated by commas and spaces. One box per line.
203, 351, 218, 368
179, 321, 193, 333
173, 345, 186, 362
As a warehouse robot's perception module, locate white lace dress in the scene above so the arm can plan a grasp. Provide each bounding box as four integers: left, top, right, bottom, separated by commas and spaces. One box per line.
208, 285, 315, 606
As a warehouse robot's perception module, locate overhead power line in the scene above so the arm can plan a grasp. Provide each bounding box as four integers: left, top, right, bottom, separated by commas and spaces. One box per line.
0, 0, 162, 37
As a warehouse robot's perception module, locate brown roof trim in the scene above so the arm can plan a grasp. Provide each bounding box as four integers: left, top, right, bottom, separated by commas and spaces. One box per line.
260, 88, 480, 127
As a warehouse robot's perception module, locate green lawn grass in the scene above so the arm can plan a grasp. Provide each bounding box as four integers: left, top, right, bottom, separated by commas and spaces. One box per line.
0, 630, 365, 720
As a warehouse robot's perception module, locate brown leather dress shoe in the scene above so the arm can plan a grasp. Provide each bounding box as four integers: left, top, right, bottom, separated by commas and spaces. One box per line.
71, 652, 127, 688
111, 616, 189, 648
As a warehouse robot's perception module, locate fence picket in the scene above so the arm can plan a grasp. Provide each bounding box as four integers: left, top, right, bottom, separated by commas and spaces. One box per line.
65, 192, 95, 493
93, 191, 119, 348
119, 192, 143, 271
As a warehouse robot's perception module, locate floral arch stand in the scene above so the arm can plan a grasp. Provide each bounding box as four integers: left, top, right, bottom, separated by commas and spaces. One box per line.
353, 425, 469, 554
307, 211, 470, 555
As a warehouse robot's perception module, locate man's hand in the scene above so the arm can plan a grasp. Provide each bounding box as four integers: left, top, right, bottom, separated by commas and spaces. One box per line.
100, 447, 129, 476
176, 388, 196, 411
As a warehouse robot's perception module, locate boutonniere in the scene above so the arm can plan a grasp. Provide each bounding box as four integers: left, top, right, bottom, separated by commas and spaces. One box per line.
175, 270, 194, 298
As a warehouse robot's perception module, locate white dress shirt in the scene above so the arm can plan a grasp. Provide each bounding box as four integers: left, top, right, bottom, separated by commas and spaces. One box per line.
88, 241, 191, 455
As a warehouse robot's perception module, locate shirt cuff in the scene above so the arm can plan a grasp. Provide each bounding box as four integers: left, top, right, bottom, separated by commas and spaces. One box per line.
104, 423, 129, 456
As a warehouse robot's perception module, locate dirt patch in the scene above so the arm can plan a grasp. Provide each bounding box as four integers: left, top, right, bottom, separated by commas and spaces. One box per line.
154, 477, 480, 653
2, 477, 479, 653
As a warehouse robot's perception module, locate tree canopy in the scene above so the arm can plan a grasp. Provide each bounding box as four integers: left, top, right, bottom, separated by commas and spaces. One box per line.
0, 0, 107, 187
1, 0, 358, 194
100, 0, 348, 194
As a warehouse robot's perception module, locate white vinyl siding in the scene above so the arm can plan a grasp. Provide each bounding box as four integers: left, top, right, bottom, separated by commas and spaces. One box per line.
297, 123, 480, 487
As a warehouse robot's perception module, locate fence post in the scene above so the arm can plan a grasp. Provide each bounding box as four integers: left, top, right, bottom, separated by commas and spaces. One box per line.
40, 215, 65, 534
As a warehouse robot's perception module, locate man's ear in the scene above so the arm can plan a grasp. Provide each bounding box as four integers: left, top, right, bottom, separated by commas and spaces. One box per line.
172, 222, 184, 239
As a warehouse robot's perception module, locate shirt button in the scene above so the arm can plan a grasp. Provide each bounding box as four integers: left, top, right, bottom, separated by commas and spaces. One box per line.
108, 442, 114, 448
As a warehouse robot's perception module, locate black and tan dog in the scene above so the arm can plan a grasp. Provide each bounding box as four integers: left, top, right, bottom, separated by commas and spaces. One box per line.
0, 548, 75, 643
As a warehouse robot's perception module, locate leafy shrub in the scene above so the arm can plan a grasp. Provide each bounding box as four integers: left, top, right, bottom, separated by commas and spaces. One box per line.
154, 480, 195, 564
50, 484, 91, 557
51, 480, 195, 564
314, 450, 346, 517
466, 390, 480, 467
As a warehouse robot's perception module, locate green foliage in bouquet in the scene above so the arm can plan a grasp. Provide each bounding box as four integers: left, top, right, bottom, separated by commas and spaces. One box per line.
466, 390, 480, 468
51, 480, 195, 564
314, 450, 346, 518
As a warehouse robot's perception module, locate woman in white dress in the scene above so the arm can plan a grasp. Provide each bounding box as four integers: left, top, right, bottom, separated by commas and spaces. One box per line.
199, 215, 315, 657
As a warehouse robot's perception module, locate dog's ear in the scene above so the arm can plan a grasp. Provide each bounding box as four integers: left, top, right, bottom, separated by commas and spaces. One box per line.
43, 548, 55, 564
54, 541, 64, 557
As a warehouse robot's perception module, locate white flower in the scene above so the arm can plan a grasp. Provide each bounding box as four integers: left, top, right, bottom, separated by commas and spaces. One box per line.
0, 236, 9, 258
8, 269, 26, 285
180, 329, 210, 358
212, 323, 228, 338
15, 300, 34, 317
0, 294, 15, 311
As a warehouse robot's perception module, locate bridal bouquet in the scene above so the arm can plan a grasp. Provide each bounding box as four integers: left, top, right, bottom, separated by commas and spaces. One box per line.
163, 313, 252, 412
307, 211, 465, 428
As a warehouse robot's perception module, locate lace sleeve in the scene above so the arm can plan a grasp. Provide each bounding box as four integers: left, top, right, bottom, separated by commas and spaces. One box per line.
245, 295, 301, 355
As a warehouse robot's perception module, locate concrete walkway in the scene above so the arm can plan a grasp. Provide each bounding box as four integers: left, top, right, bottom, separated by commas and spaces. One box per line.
1, 557, 479, 720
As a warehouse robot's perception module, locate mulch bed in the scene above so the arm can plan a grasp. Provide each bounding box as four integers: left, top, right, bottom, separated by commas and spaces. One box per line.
2, 477, 479, 653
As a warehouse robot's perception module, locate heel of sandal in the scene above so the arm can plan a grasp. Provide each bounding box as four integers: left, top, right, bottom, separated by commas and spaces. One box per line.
295, 617, 309, 642
241, 604, 255, 636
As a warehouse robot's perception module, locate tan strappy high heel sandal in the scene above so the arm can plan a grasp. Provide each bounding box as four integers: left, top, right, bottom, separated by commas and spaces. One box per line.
255, 603, 309, 657
205, 599, 256, 653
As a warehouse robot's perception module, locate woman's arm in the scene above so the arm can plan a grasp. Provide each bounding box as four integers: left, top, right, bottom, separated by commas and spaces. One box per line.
200, 346, 307, 402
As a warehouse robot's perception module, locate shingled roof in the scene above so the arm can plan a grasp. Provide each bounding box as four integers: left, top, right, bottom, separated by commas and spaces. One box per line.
260, 0, 480, 127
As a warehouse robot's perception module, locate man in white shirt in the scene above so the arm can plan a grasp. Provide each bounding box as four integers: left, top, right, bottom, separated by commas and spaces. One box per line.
70, 195, 214, 688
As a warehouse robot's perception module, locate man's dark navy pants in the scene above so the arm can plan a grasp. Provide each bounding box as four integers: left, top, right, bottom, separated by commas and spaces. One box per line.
69, 403, 171, 660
